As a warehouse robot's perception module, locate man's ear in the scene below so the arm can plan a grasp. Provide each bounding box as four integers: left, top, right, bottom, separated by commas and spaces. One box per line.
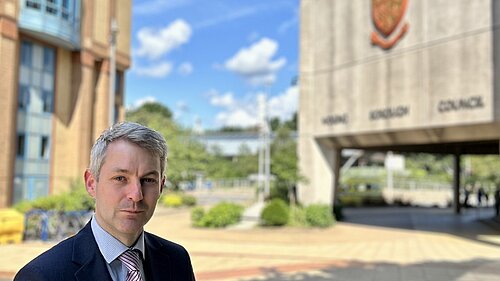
160, 176, 166, 194
84, 169, 97, 198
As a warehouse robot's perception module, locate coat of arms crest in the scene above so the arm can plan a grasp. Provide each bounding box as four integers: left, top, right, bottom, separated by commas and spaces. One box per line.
371, 0, 409, 49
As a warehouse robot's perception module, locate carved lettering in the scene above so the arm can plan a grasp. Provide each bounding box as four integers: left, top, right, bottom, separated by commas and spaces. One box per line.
438, 96, 484, 113
369, 106, 409, 121
322, 114, 348, 126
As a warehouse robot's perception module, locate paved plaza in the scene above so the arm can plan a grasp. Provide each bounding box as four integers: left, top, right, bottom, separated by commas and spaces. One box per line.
1, 205, 499, 281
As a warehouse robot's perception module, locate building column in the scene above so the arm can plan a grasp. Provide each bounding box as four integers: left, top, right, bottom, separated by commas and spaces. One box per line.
0, 14, 18, 207
453, 152, 461, 214
298, 135, 341, 206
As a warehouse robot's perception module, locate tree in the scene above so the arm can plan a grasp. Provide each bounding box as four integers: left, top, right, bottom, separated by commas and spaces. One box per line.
270, 126, 302, 202
127, 102, 173, 120
126, 102, 209, 189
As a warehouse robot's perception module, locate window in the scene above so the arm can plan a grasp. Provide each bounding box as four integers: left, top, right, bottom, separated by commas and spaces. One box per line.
17, 135, 26, 157
26, 0, 41, 9
61, 0, 70, 19
21, 42, 32, 67
43, 47, 55, 73
42, 90, 53, 113
40, 136, 49, 159
18, 85, 30, 110
46, 0, 58, 15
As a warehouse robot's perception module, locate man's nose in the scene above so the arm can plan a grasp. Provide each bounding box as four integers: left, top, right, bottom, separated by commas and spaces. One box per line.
127, 180, 144, 202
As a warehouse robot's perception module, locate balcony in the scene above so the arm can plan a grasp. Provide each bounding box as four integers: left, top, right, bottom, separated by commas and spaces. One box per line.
18, 0, 81, 50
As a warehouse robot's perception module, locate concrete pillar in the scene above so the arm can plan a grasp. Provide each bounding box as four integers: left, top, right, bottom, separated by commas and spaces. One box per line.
453, 153, 461, 214
298, 136, 341, 206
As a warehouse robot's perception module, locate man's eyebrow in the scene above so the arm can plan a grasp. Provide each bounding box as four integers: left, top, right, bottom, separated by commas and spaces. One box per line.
142, 171, 160, 178
112, 168, 130, 174
110, 168, 159, 177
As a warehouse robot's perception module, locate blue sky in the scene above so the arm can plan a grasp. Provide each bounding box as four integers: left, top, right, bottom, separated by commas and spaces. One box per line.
126, 0, 299, 130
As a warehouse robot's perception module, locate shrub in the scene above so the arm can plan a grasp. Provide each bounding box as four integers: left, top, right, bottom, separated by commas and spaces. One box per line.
305, 204, 334, 228
287, 205, 308, 227
13, 185, 94, 213
197, 202, 244, 228
260, 199, 289, 226
181, 194, 197, 206
191, 206, 205, 227
162, 194, 183, 207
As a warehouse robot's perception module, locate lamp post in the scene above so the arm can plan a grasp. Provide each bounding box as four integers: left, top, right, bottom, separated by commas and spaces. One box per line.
108, 18, 119, 126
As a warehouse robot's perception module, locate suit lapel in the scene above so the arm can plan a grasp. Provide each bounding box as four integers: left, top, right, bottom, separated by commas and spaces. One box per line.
72, 223, 113, 281
144, 233, 173, 281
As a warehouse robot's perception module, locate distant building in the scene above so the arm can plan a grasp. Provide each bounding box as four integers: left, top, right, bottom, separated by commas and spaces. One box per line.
299, 1, 500, 213
0, 0, 131, 207
196, 132, 298, 158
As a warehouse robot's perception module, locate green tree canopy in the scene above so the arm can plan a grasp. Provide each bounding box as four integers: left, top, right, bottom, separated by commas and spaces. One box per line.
126, 102, 208, 189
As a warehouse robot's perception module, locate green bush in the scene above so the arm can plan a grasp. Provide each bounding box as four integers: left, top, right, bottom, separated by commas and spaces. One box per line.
181, 194, 197, 206
287, 205, 308, 227
13, 184, 94, 213
260, 199, 289, 226
162, 194, 183, 207
197, 202, 244, 228
305, 204, 334, 228
191, 206, 205, 227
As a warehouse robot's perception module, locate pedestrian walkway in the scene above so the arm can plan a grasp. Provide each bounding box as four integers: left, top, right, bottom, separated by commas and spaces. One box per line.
1, 206, 499, 280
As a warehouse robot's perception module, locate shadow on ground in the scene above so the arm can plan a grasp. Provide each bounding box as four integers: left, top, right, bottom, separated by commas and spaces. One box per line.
341, 207, 500, 247
239, 258, 500, 281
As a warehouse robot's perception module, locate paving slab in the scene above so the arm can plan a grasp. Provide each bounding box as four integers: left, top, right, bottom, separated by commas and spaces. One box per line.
0, 206, 499, 281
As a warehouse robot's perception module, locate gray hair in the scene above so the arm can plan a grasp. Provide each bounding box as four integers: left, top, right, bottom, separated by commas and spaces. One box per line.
89, 122, 167, 180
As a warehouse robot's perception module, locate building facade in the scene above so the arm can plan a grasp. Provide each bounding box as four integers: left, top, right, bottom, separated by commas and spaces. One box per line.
299, 0, 500, 210
0, 0, 131, 207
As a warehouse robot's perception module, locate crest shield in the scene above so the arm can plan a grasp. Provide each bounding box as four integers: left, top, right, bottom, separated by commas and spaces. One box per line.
371, 0, 409, 49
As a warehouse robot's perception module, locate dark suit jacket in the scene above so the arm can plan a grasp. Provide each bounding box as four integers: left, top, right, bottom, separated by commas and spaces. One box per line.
14, 222, 196, 281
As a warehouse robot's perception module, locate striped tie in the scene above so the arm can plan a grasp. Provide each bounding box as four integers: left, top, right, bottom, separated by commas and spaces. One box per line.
118, 250, 143, 281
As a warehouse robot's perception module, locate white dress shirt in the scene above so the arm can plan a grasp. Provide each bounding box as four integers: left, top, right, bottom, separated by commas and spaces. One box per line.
91, 216, 147, 281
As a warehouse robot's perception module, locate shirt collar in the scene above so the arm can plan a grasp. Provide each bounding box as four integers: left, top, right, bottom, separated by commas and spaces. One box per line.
90, 215, 146, 263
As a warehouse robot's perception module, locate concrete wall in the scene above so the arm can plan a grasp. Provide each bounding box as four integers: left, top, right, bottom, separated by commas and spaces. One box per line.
299, 0, 500, 205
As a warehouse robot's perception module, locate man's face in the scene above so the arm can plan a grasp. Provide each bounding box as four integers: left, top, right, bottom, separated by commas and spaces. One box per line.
85, 139, 164, 245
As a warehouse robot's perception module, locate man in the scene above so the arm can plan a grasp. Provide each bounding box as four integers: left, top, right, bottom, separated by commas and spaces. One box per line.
15, 122, 196, 281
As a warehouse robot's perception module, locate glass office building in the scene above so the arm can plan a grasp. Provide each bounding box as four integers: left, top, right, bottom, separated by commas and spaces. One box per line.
0, 0, 131, 206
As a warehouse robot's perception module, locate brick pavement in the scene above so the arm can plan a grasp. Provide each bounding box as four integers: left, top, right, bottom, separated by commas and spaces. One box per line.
1, 206, 499, 281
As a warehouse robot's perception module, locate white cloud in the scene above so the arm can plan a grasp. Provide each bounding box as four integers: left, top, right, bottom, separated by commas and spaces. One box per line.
268, 85, 299, 121
215, 109, 258, 128
209, 91, 236, 107
135, 19, 192, 60
133, 62, 173, 78
206, 86, 298, 128
128, 96, 158, 110
225, 37, 286, 86
177, 62, 193, 76
133, 0, 191, 15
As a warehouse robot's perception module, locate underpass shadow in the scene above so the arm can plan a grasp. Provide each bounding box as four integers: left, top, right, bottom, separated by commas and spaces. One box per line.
240, 258, 500, 281
341, 206, 500, 247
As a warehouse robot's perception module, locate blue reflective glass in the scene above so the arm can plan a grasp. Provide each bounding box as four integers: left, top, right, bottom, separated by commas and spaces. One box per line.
43, 47, 55, 73
42, 90, 53, 113
21, 41, 32, 67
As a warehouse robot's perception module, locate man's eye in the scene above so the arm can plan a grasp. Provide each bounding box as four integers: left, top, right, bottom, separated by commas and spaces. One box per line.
114, 176, 126, 182
142, 178, 157, 184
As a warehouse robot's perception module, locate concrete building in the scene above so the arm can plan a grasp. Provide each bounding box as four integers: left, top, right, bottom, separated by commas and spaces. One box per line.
299, 0, 500, 213
0, 0, 131, 207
